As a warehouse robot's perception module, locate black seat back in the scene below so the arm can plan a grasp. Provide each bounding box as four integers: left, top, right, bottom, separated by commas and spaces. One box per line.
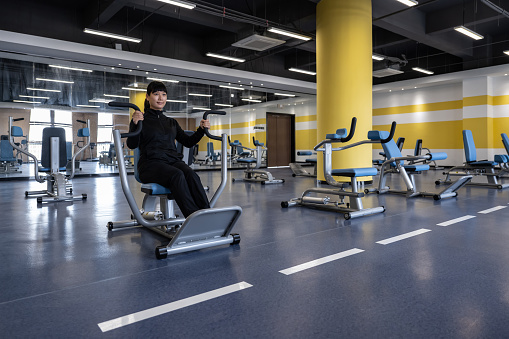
41, 127, 67, 168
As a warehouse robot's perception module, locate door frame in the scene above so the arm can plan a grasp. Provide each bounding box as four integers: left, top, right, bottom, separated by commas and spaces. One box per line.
266, 112, 295, 165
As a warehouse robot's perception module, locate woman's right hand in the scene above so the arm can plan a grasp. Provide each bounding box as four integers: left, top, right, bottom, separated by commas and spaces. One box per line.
132, 110, 144, 125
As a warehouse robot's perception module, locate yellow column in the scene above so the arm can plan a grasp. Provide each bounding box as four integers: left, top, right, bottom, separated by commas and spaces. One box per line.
316, 0, 372, 181
130, 91, 146, 115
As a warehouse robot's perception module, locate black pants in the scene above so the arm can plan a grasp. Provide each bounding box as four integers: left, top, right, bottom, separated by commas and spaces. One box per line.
139, 160, 209, 218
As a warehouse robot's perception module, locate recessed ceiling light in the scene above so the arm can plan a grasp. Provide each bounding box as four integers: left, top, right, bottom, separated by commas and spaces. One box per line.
288, 68, 316, 75
49, 65, 92, 72
83, 28, 141, 43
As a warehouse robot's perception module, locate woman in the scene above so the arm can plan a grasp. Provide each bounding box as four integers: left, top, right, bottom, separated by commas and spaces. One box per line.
127, 81, 211, 218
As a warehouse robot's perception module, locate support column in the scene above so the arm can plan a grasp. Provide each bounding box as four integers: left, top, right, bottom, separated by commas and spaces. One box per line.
316, 0, 373, 181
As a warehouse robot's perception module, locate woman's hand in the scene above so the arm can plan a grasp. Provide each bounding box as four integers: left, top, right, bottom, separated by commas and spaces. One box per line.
200, 119, 210, 129
132, 110, 144, 125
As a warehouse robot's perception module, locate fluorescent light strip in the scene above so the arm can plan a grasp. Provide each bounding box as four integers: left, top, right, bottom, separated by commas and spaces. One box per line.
219, 85, 244, 90
122, 87, 146, 92
76, 105, 100, 108
167, 99, 187, 103
412, 67, 434, 75
193, 107, 211, 110
89, 99, 113, 103
157, 0, 196, 10
275, 93, 296, 97
215, 103, 233, 107
189, 93, 212, 97
49, 65, 93, 72
104, 94, 130, 99
19, 95, 50, 99
13, 100, 41, 104
242, 98, 262, 103
146, 77, 179, 83
396, 0, 418, 6
288, 68, 316, 75
504, 50, 509, 56
206, 53, 245, 63
36, 78, 74, 84
27, 87, 61, 93
267, 27, 312, 41
84, 28, 142, 43
454, 26, 484, 40
372, 54, 385, 61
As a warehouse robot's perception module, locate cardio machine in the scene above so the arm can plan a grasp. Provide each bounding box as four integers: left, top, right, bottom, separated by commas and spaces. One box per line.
281, 118, 388, 220
106, 102, 242, 259
8, 117, 90, 204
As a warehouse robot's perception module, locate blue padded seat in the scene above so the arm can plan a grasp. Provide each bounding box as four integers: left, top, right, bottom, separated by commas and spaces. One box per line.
11, 126, 23, 137
463, 130, 498, 166
402, 164, 430, 172
502, 133, 509, 154
326, 128, 347, 140
237, 157, 257, 163
0, 140, 16, 161
297, 151, 316, 163
495, 154, 509, 163
331, 167, 378, 177
77, 127, 90, 137
141, 183, 172, 195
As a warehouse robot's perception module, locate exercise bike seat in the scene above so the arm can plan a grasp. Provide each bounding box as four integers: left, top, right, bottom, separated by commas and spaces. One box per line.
133, 148, 172, 196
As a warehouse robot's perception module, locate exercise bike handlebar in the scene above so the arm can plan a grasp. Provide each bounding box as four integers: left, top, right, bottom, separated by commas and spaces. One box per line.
203, 110, 226, 141
381, 121, 397, 144
13, 118, 24, 122
108, 101, 143, 138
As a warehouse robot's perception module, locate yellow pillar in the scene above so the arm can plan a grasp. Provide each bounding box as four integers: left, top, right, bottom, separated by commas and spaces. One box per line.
316, 0, 372, 181
130, 91, 146, 115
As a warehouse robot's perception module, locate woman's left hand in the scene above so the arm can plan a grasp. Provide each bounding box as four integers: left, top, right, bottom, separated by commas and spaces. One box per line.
200, 119, 211, 129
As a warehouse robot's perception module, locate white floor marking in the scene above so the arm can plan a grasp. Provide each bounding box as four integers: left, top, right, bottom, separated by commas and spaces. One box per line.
437, 215, 476, 226
279, 248, 364, 275
478, 206, 507, 214
98, 281, 252, 332
376, 229, 431, 245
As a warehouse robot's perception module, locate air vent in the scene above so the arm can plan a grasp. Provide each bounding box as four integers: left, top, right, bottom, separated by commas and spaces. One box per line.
372, 67, 404, 78
232, 34, 285, 51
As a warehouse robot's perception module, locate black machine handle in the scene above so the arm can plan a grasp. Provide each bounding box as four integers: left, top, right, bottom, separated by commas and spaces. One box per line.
341, 117, 357, 142
108, 101, 143, 138
381, 121, 397, 144
203, 110, 226, 141
13, 118, 24, 121
76, 119, 86, 124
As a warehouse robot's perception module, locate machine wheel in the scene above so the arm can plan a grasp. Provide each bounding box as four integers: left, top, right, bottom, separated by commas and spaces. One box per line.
155, 246, 168, 259
82, 193, 87, 200
231, 233, 241, 245
292, 173, 296, 177
261, 181, 266, 185
433, 195, 441, 201
69, 188, 73, 194
107, 222, 114, 231
281, 201, 289, 208
37, 197, 42, 204
364, 189, 369, 194
435, 180, 441, 185
498, 185, 503, 189
344, 213, 351, 220
282, 179, 285, 183
232, 178, 236, 183
25, 191, 29, 197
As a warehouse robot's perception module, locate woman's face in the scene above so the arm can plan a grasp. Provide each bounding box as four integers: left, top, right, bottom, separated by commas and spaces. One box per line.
146, 90, 167, 110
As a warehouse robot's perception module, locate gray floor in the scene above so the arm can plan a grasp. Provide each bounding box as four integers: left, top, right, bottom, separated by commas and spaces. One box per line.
1, 166, 509, 338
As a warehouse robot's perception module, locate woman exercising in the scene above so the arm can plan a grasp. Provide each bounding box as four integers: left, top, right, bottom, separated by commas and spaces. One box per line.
127, 81, 211, 217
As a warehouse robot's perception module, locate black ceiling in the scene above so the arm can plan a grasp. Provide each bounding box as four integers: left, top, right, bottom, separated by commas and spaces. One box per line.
1, 0, 509, 86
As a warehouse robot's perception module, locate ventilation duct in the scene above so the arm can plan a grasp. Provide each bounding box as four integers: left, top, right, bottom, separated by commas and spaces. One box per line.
232, 34, 285, 51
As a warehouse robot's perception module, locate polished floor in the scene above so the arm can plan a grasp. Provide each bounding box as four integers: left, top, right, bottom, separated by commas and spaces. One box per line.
1, 167, 509, 338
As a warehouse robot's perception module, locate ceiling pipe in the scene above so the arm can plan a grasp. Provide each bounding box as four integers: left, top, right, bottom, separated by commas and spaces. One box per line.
480, 0, 509, 19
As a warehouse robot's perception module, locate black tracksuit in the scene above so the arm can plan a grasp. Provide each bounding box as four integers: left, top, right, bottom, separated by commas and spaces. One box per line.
126, 108, 209, 217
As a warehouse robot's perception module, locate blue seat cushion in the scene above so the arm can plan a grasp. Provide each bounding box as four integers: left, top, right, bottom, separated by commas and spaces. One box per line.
305, 158, 317, 163
326, 128, 348, 140
402, 164, 430, 172
495, 154, 509, 163
467, 160, 498, 167
297, 151, 313, 156
141, 183, 171, 195
39, 166, 66, 172
331, 167, 378, 177
238, 157, 257, 163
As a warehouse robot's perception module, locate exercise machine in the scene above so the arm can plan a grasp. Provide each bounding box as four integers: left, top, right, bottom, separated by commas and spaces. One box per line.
365, 129, 472, 199
0, 135, 21, 173
281, 118, 387, 220
289, 151, 317, 177
8, 117, 90, 204
436, 130, 509, 189
106, 102, 241, 259
408, 139, 443, 170
232, 136, 284, 184
373, 137, 404, 166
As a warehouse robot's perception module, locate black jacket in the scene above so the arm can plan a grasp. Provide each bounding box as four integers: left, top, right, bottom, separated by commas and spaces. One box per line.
126, 108, 205, 167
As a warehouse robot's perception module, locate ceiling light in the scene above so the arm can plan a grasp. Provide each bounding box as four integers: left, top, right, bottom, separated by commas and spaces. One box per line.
193, 107, 211, 111
504, 50, 509, 55
146, 77, 179, 83
13, 100, 41, 104
412, 67, 434, 75
104, 94, 130, 99
19, 95, 50, 99
157, 0, 196, 10
242, 98, 262, 103
89, 99, 113, 103
396, 0, 418, 6
27, 88, 61, 93
36, 78, 74, 84
215, 103, 233, 107
206, 53, 245, 63
122, 87, 146, 92
76, 105, 100, 108
83, 28, 142, 43
219, 85, 245, 90
372, 54, 385, 61
189, 93, 212, 97
267, 27, 312, 41
167, 99, 187, 103
288, 68, 316, 75
49, 65, 93, 72
275, 93, 296, 97
454, 26, 483, 40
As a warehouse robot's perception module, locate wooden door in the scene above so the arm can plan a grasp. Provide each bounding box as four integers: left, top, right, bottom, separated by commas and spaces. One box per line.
266, 113, 293, 167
